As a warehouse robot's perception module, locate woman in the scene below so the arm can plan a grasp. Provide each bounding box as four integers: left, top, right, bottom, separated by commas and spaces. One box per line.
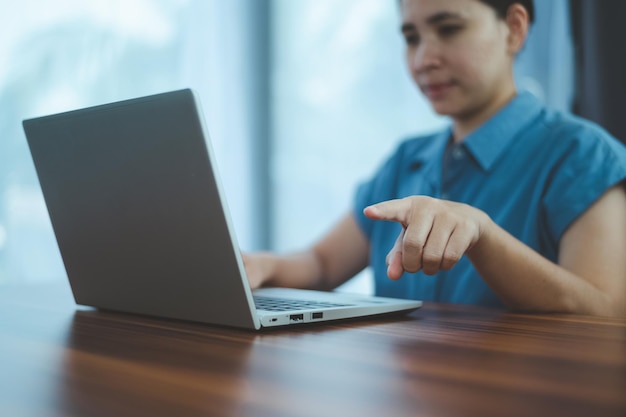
244, 0, 626, 317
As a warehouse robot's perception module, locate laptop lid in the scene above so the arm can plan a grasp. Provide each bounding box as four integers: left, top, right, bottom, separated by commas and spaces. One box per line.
24, 89, 261, 329
24, 89, 422, 330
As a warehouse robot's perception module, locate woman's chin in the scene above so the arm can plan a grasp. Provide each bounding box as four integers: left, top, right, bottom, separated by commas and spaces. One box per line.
427, 96, 472, 118
429, 101, 457, 117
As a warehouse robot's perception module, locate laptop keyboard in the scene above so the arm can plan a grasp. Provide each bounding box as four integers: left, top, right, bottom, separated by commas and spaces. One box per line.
253, 296, 352, 312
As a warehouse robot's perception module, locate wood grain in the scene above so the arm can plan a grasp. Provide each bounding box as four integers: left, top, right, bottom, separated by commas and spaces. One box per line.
0, 283, 624, 417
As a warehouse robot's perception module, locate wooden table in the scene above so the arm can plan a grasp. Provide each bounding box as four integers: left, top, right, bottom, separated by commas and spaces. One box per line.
1, 283, 624, 417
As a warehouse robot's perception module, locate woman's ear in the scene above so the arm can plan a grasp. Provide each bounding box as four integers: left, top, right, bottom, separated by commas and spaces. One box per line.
505, 3, 530, 55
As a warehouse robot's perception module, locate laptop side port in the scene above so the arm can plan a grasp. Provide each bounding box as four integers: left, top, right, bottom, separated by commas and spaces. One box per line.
289, 314, 304, 322
311, 312, 323, 320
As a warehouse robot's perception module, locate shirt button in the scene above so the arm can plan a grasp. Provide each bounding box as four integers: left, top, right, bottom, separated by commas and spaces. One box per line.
451, 147, 465, 160
441, 192, 450, 200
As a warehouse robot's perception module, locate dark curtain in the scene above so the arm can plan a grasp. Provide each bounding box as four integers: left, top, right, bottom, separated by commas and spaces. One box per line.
570, 0, 626, 144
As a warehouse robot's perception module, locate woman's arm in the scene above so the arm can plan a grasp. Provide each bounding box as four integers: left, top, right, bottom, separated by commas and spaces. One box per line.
243, 212, 370, 291
364, 184, 626, 317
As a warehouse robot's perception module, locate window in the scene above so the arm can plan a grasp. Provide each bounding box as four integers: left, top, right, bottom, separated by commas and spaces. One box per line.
0, 0, 261, 283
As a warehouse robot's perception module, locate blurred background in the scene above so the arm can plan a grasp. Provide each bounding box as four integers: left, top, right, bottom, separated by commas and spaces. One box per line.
0, 0, 608, 294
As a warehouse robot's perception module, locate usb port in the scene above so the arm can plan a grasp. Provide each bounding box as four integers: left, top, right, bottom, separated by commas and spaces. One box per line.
311, 312, 323, 320
289, 314, 304, 322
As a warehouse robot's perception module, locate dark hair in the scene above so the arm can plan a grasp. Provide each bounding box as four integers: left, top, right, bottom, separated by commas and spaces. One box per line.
397, 1, 535, 25
478, 0, 535, 24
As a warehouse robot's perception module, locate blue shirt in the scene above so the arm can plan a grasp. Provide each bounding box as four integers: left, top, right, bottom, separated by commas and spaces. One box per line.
354, 92, 626, 307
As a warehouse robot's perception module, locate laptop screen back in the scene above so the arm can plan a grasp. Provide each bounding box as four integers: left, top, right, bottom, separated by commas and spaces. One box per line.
23, 90, 259, 328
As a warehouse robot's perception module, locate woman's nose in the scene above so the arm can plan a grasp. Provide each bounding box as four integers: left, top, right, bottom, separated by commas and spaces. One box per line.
410, 41, 441, 73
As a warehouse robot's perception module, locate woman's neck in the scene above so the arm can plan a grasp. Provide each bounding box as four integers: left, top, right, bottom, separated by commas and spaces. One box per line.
452, 87, 517, 143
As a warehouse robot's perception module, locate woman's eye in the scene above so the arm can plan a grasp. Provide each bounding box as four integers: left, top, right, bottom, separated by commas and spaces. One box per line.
438, 25, 462, 37
404, 34, 420, 46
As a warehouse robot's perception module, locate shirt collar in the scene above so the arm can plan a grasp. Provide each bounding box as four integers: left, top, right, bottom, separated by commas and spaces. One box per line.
407, 128, 451, 172
462, 91, 544, 172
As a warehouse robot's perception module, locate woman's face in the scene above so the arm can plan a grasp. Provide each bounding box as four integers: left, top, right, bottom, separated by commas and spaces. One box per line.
400, 0, 517, 121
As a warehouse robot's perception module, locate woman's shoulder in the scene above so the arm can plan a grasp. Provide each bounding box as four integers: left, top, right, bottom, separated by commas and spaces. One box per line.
528, 108, 626, 185
538, 108, 626, 156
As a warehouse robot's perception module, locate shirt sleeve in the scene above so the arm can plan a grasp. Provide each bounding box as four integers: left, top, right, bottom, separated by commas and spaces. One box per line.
542, 124, 626, 243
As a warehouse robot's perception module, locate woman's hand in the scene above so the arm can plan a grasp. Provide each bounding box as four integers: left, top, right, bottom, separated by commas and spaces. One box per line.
241, 252, 277, 290
241, 213, 371, 292
364, 196, 492, 279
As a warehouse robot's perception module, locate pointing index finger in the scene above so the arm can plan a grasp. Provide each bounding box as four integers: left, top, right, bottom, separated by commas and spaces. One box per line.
364, 199, 410, 224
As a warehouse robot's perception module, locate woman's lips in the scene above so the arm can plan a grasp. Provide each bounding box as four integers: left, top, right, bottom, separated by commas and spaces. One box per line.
422, 82, 455, 99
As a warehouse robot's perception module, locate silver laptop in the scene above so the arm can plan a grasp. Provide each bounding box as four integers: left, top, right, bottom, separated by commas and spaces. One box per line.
22, 89, 421, 329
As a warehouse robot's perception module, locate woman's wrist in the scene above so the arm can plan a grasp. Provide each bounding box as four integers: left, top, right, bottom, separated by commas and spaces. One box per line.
467, 210, 497, 258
